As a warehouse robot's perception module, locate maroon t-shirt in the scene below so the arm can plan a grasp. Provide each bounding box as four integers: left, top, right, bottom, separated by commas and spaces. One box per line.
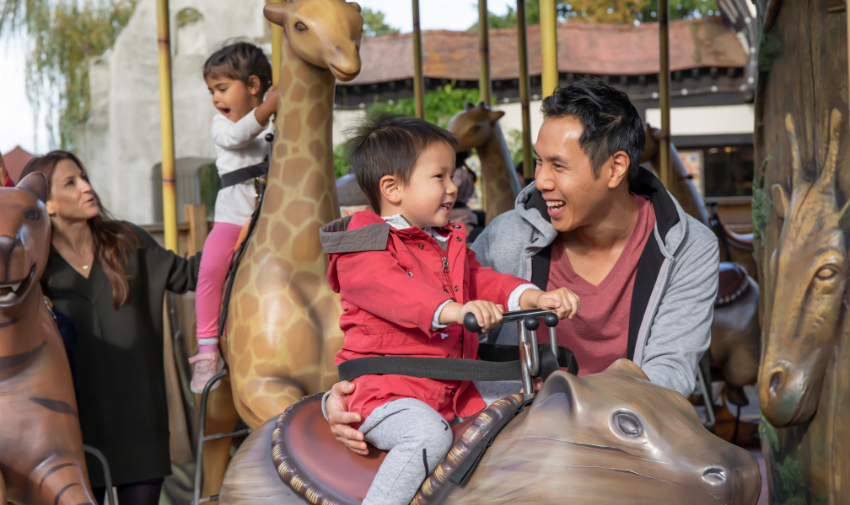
546, 195, 656, 376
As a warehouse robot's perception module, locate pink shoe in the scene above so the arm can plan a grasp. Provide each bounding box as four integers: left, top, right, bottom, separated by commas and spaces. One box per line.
189, 351, 225, 394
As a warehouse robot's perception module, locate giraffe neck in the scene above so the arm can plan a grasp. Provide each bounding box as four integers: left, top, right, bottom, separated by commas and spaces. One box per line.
258, 36, 340, 238
478, 123, 522, 221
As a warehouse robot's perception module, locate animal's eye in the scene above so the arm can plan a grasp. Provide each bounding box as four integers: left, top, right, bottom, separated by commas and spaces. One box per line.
24, 207, 41, 221
613, 412, 642, 437
816, 266, 839, 280
473, 125, 481, 133
295, 21, 308, 32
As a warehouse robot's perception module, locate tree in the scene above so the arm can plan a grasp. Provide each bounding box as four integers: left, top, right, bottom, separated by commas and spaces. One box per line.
368, 81, 488, 128
0, 0, 138, 149
361, 8, 399, 37
469, 0, 718, 28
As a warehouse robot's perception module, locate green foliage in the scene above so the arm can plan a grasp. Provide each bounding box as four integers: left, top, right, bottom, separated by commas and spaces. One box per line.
758, 414, 780, 453
198, 163, 221, 221
758, 32, 782, 72
176, 7, 203, 28
751, 155, 772, 241
0, 0, 138, 149
471, 0, 718, 28
506, 129, 526, 166
361, 8, 399, 37
368, 81, 487, 128
333, 144, 350, 179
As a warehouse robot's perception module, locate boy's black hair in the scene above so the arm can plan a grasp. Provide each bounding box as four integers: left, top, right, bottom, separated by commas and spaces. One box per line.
203, 42, 272, 94
541, 80, 645, 181
345, 112, 459, 211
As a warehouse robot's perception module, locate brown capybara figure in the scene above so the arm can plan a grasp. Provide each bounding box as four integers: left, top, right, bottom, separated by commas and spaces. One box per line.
0, 173, 97, 505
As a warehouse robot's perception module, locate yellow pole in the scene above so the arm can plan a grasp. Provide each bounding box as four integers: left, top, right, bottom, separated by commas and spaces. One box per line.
412, 0, 425, 119
517, 0, 533, 180
271, 23, 281, 86
658, 0, 672, 188
156, 0, 178, 251
540, 0, 558, 99
478, 0, 491, 105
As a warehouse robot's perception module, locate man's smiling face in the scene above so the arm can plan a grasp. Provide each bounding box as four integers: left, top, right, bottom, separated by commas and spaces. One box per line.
534, 115, 619, 233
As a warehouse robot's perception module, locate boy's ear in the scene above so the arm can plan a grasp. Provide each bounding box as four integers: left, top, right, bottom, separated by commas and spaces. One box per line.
379, 175, 402, 205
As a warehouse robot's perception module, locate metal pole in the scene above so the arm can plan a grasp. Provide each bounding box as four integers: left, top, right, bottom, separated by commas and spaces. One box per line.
271, 23, 281, 86
540, 0, 558, 99
155, 0, 178, 251
412, 0, 425, 119
478, 0, 491, 105
517, 0, 533, 180
658, 0, 672, 188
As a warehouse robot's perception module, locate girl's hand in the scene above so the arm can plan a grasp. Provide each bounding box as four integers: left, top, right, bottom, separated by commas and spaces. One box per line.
537, 287, 580, 320
264, 86, 279, 111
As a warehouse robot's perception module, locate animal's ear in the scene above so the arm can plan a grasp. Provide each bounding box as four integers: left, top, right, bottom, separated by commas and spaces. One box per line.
464, 101, 475, 111
839, 198, 850, 231
771, 183, 789, 220
600, 359, 649, 381
264, 2, 294, 26
17, 172, 49, 203
488, 110, 505, 124
347, 2, 361, 13
528, 371, 580, 418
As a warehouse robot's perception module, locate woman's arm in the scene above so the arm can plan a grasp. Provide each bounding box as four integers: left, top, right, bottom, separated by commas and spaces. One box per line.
134, 225, 201, 294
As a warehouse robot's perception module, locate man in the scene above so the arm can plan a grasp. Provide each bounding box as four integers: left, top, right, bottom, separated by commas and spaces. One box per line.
325, 80, 718, 454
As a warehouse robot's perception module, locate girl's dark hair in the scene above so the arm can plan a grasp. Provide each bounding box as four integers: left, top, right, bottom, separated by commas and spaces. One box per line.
21, 151, 140, 309
541, 79, 645, 182
203, 42, 272, 94
345, 112, 460, 211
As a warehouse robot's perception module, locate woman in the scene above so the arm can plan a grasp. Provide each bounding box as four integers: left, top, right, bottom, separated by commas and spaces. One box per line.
21, 151, 201, 505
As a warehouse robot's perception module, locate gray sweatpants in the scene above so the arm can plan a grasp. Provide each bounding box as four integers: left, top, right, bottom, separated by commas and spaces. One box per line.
358, 381, 522, 505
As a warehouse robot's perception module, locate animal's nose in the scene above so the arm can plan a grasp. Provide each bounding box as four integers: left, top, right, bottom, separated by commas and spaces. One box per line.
702, 466, 727, 485
0, 236, 16, 258
769, 368, 785, 397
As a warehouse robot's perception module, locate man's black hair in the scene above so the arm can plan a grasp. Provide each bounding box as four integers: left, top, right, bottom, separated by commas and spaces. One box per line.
541, 80, 645, 181
345, 112, 459, 211
203, 42, 272, 94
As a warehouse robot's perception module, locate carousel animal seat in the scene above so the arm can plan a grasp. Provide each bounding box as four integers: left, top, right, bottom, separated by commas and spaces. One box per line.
269, 393, 524, 505
716, 262, 750, 307
718, 222, 754, 249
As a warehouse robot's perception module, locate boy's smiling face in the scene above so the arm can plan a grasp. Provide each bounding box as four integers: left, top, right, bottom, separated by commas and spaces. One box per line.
381, 141, 458, 229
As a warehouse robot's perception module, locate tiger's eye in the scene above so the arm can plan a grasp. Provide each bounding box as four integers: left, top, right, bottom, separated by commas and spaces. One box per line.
614, 412, 642, 437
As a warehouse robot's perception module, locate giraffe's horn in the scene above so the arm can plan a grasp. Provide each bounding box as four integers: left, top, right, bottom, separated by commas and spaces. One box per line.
816, 108, 843, 195
264, 2, 294, 27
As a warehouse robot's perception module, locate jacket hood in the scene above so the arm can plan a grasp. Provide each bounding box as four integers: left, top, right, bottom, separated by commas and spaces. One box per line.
514, 166, 689, 259
319, 212, 391, 255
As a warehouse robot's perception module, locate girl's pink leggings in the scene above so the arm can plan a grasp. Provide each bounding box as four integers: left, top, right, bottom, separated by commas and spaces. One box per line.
195, 222, 243, 353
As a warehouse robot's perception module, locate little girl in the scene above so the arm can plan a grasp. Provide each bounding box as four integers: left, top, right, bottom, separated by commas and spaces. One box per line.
190, 42, 279, 393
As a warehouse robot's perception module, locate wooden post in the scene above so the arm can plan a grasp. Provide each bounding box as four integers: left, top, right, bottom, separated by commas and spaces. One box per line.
658, 0, 672, 188
412, 0, 425, 119
478, 0, 491, 105
155, 0, 178, 251
517, 0, 533, 180
271, 23, 281, 86
540, 0, 558, 99
185, 204, 208, 256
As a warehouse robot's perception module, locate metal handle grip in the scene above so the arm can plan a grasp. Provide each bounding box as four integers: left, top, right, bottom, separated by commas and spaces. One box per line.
463, 309, 557, 333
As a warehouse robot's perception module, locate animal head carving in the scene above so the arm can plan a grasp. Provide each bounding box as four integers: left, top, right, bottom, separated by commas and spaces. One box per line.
0, 173, 51, 312
447, 101, 506, 152
264, 0, 363, 82
477, 361, 760, 504
759, 109, 847, 427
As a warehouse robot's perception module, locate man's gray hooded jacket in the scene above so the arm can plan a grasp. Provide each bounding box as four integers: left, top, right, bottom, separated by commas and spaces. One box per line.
470, 167, 719, 398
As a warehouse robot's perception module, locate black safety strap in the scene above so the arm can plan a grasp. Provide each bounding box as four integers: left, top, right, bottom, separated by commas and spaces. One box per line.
220, 159, 269, 188
217, 203, 263, 337
337, 344, 576, 383
448, 396, 535, 485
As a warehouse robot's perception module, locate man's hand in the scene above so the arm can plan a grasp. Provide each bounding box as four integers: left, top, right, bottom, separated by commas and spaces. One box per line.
521, 287, 580, 319
326, 381, 368, 455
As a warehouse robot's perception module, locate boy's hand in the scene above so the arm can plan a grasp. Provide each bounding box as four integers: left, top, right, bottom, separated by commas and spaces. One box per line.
537, 287, 580, 319
448, 300, 504, 334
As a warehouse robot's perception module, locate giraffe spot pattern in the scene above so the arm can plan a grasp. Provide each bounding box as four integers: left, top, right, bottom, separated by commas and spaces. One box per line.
307, 103, 327, 130
290, 82, 307, 103
271, 222, 292, 250
291, 223, 323, 263
284, 200, 316, 224
283, 110, 301, 141
282, 158, 311, 186
263, 185, 284, 214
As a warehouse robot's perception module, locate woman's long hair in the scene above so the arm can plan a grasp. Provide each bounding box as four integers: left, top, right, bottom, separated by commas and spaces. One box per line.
21, 151, 139, 308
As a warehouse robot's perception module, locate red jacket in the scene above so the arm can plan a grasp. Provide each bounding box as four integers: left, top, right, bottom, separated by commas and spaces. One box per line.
320, 211, 527, 423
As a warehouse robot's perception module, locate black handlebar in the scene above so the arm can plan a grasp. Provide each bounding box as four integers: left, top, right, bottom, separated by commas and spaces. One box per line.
463, 309, 559, 333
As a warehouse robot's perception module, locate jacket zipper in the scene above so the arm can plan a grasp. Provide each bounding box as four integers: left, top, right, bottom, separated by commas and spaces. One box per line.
435, 240, 464, 347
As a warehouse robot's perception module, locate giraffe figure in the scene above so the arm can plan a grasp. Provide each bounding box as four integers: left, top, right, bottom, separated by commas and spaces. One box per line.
447, 101, 524, 225
221, 0, 363, 429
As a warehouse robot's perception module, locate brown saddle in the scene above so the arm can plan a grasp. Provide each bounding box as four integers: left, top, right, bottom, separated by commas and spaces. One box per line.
716, 262, 750, 308
271, 393, 526, 505
718, 221, 754, 249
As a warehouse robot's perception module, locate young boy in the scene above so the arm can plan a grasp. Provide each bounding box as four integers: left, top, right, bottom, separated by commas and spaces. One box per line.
319, 113, 579, 505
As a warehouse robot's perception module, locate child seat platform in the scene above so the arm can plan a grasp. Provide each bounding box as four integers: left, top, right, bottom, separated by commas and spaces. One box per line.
270, 393, 529, 505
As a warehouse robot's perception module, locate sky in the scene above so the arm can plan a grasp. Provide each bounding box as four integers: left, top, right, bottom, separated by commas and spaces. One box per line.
0, 0, 516, 156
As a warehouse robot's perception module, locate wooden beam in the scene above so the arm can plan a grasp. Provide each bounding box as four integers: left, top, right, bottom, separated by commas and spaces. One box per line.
155, 0, 178, 251
412, 0, 425, 119
658, 0, 672, 188
517, 0, 533, 180
478, 0, 491, 105
540, 0, 558, 98
185, 204, 208, 256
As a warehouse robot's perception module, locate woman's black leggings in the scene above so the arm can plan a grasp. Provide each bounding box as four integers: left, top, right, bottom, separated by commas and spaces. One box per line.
93, 478, 164, 505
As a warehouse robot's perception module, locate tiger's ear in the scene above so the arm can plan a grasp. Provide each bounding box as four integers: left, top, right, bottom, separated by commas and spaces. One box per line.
772, 183, 789, 220
17, 172, 49, 203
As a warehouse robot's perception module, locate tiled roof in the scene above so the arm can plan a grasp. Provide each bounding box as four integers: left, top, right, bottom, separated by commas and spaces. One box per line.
2, 146, 34, 184
345, 17, 747, 86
